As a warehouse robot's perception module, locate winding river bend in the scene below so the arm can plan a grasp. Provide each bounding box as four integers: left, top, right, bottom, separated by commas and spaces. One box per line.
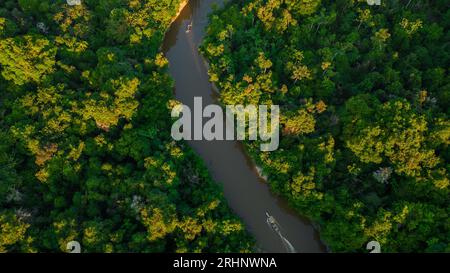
162, 0, 325, 253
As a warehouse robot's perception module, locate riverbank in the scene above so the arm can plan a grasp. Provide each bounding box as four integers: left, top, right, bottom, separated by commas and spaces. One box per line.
171, 0, 189, 24
200, 47, 330, 252
163, 0, 326, 253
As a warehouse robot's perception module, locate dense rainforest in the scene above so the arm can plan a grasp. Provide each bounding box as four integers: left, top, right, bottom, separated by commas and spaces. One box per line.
202, 0, 449, 252
0, 0, 254, 252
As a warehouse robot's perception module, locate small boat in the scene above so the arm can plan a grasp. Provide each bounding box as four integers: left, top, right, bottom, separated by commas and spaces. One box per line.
266, 212, 297, 253
266, 211, 280, 233
186, 22, 193, 33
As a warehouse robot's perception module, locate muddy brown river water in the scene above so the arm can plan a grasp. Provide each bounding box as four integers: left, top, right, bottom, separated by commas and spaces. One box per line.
162, 0, 326, 253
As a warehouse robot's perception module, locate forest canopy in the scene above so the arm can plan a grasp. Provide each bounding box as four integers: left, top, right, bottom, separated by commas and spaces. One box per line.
0, 0, 253, 253
0, 0, 448, 254
202, 0, 449, 252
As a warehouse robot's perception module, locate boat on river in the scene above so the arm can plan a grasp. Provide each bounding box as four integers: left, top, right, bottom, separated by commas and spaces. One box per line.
266, 212, 297, 253
266, 212, 281, 233
162, 0, 324, 253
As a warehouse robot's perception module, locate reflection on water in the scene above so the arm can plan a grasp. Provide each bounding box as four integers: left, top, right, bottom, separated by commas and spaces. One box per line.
162, 0, 326, 253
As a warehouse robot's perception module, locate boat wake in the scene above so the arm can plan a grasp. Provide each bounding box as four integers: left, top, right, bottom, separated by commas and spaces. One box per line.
266, 212, 297, 253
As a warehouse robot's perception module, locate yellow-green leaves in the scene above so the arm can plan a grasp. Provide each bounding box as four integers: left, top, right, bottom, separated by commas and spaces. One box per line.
0, 213, 32, 253
346, 100, 440, 177
400, 18, 423, 36
0, 35, 56, 85
81, 77, 140, 131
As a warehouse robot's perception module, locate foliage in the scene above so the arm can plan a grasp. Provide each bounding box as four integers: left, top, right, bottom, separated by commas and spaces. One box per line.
0, 0, 253, 253
202, 0, 449, 252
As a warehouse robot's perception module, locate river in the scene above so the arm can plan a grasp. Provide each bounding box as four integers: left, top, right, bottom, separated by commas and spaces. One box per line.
162, 0, 325, 253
